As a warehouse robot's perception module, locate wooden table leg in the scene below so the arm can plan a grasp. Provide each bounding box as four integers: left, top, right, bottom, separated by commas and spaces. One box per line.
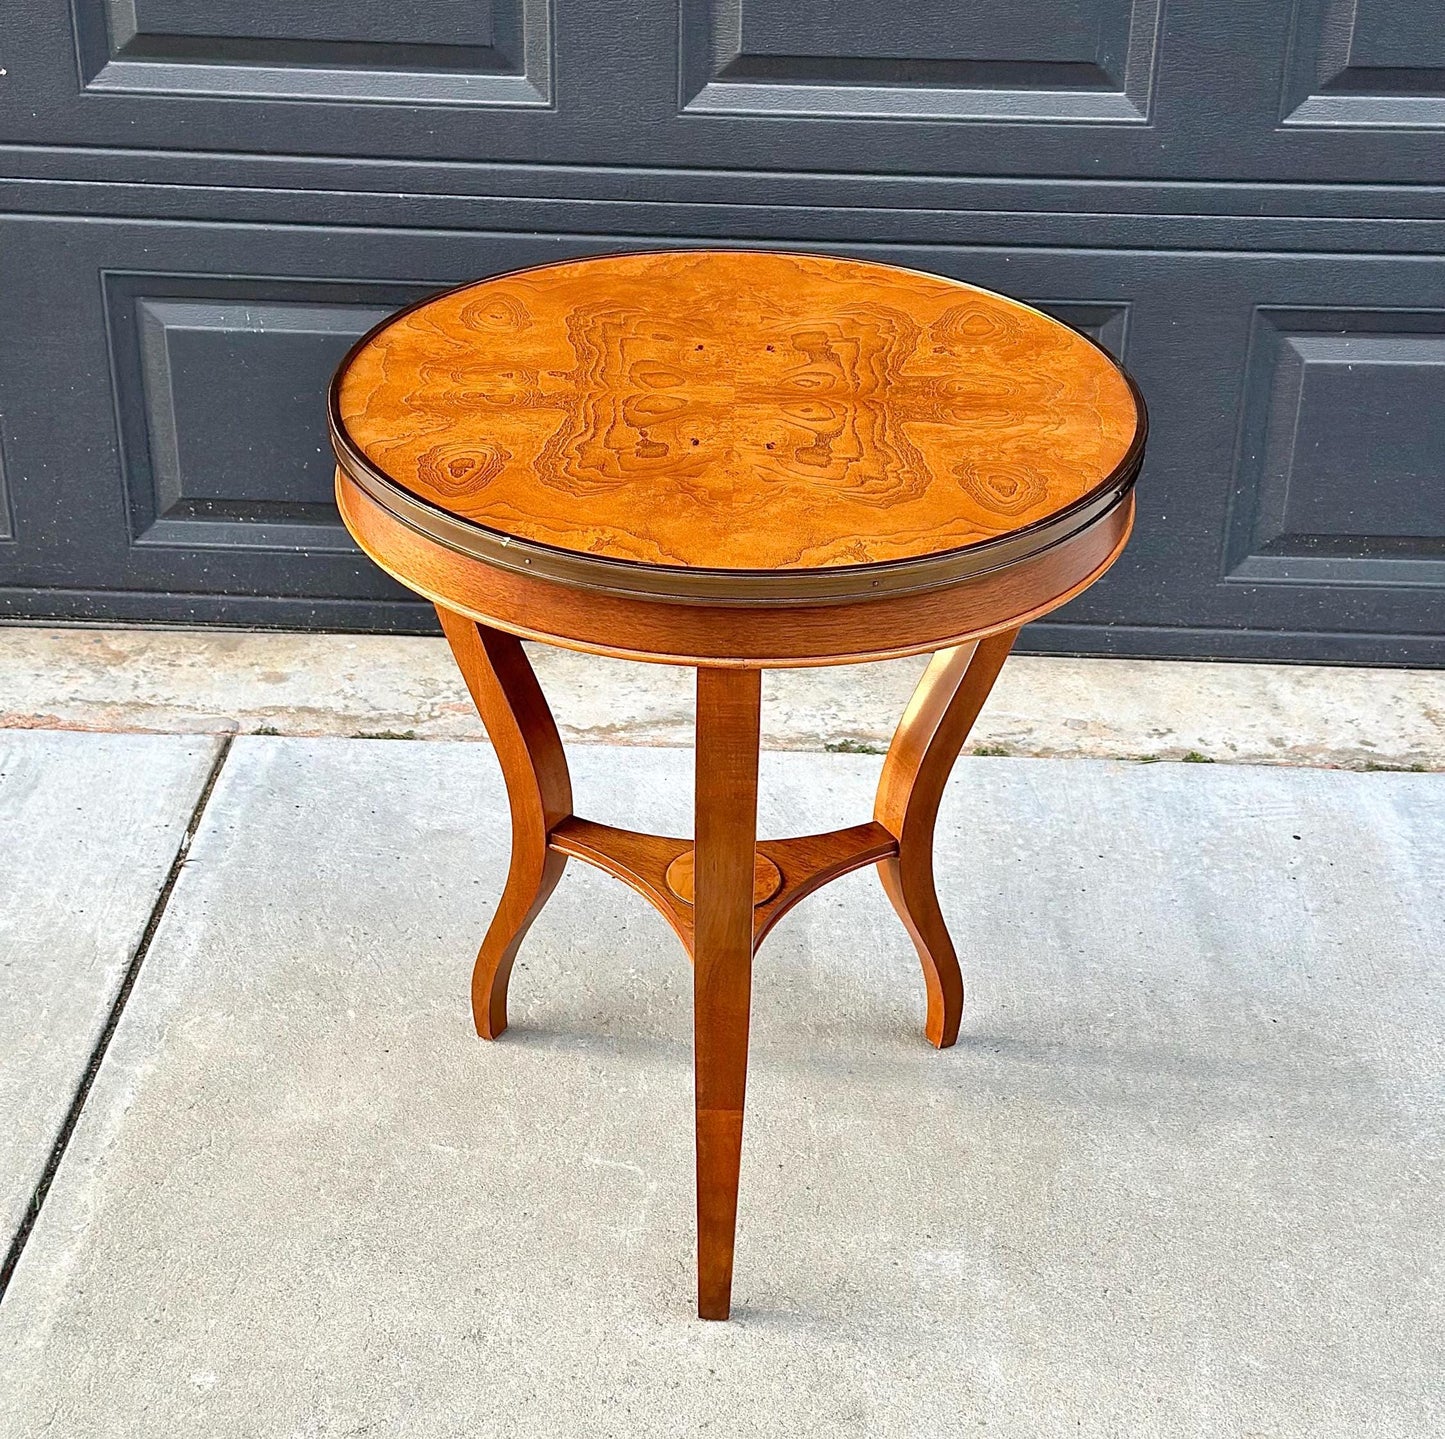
874, 628, 1019, 1048
437, 606, 572, 1040
692, 665, 762, 1320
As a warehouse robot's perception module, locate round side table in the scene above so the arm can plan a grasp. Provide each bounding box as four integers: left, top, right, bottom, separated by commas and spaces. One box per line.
328, 249, 1146, 1320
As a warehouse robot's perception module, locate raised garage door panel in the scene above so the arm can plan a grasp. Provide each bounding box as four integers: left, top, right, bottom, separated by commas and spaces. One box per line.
681, 0, 1160, 121
0, 2, 1440, 180
669, 0, 1445, 181
0, 1, 1442, 660
0, 0, 554, 159
110, 0, 497, 50
1226, 312, 1445, 591
1283, 0, 1445, 127
79, 0, 547, 102
0, 215, 1439, 661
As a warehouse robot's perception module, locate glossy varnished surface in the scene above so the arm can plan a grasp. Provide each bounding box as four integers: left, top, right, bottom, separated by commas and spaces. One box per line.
337, 470, 1133, 666
329, 251, 1148, 1321
434, 609, 1027, 1318
332, 251, 1142, 598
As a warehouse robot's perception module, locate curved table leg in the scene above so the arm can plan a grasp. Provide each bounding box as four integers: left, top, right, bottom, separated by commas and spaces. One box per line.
874, 628, 1019, 1049
437, 607, 573, 1040
692, 666, 762, 1320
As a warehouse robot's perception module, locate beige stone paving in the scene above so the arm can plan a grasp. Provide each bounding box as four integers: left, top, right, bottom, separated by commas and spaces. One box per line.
0, 623, 1440, 768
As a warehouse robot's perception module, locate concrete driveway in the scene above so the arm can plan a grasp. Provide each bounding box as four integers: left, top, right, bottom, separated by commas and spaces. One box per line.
1, 730, 1441, 1437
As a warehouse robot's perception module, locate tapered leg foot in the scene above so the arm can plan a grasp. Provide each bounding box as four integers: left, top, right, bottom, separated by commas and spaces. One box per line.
692, 666, 762, 1319
437, 607, 573, 1039
876, 852, 963, 1048
874, 629, 1018, 1049
470, 848, 568, 1040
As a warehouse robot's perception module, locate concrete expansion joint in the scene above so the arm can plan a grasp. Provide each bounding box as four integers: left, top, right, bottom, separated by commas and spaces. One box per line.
0, 734, 234, 1305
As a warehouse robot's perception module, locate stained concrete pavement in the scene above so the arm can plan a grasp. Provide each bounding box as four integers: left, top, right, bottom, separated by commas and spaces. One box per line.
2, 624, 1442, 769
1, 737, 1439, 1436
0, 732, 219, 1254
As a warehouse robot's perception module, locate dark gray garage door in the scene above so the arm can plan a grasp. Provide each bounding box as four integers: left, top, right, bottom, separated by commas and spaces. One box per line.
1, 1, 1442, 663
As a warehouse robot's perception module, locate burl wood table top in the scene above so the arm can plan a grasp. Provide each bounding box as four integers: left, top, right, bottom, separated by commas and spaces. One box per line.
330, 250, 1144, 605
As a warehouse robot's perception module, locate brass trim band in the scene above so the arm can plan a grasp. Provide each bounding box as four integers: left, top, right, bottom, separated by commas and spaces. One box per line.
330, 451, 1141, 607
327, 250, 1147, 608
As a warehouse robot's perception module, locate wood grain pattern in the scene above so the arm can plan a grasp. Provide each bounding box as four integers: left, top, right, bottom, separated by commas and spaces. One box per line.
544, 820, 900, 957
330, 256, 1146, 1322
417, 619, 1020, 1311
665, 847, 782, 907
753, 822, 899, 950
692, 666, 762, 1320
548, 816, 695, 955
874, 630, 1019, 1048
337, 469, 1134, 667
436, 608, 572, 1040
335, 250, 1140, 574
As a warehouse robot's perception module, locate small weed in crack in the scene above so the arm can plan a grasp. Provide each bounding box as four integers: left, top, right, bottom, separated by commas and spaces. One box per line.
824, 738, 884, 755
